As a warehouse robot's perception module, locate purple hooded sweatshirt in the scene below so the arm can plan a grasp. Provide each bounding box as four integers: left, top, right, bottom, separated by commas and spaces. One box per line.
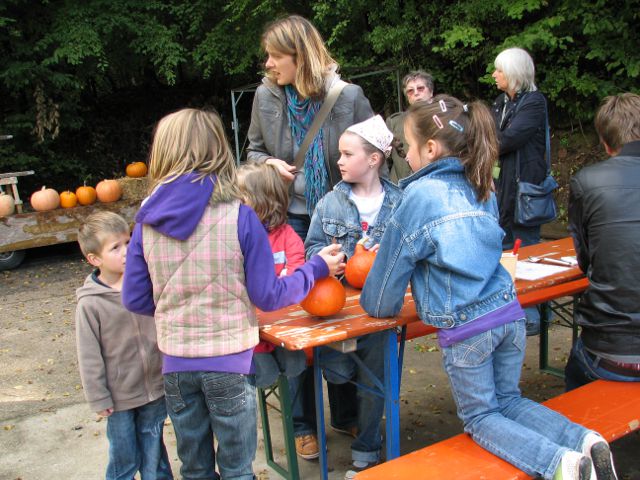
122, 173, 329, 374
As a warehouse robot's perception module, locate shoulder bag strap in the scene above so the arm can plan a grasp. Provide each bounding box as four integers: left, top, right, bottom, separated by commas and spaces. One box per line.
293, 80, 348, 170
515, 93, 552, 181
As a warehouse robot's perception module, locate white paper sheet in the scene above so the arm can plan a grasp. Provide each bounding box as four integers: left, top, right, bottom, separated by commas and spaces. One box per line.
516, 261, 571, 281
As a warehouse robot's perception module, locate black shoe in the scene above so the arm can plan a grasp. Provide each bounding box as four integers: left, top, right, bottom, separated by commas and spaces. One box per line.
578, 456, 592, 480
591, 442, 618, 480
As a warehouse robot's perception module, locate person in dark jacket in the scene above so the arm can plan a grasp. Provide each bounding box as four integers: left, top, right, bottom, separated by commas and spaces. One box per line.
491, 47, 548, 335
491, 47, 548, 248
565, 93, 640, 392
385, 70, 435, 182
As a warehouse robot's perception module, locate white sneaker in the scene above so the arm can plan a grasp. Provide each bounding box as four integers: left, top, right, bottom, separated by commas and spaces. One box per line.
554, 451, 592, 480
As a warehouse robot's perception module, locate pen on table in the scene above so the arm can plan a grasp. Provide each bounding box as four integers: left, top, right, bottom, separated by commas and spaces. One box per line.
512, 238, 522, 255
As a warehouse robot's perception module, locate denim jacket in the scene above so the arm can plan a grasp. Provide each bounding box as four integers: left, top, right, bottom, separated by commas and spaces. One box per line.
305, 177, 402, 259
360, 157, 516, 329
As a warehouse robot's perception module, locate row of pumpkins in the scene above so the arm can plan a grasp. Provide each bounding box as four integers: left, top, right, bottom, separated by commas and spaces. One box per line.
30, 179, 124, 211
301, 242, 375, 317
0, 162, 147, 216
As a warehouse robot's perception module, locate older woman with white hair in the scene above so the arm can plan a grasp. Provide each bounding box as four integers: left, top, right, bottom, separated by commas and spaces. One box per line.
491, 47, 549, 335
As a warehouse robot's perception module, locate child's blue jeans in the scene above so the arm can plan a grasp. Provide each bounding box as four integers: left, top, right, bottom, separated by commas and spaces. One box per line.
319, 331, 386, 465
163, 371, 256, 480
105, 396, 173, 480
442, 318, 592, 480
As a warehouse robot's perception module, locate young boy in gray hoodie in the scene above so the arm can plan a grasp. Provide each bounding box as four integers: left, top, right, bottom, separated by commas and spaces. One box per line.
75, 211, 172, 480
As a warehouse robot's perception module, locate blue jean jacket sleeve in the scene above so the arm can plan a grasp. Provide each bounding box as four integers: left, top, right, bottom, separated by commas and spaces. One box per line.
360, 216, 416, 318
304, 197, 328, 260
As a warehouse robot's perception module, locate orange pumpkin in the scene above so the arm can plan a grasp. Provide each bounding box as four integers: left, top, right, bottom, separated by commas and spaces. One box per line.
59, 190, 78, 208
0, 192, 15, 217
96, 179, 122, 203
76, 184, 97, 206
30, 186, 60, 211
344, 241, 377, 289
126, 162, 148, 178
300, 276, 346, 317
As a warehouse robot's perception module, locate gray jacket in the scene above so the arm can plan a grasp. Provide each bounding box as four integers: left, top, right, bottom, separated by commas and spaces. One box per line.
247, 75, 374, 214
385, 111, 413, 183
75, 273, 164, 412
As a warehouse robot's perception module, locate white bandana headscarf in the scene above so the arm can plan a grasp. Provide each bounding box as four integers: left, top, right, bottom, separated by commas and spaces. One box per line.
346, 115, 394, 158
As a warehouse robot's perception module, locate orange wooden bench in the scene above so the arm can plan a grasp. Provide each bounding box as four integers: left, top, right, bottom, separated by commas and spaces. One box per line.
356, 380, 640, 479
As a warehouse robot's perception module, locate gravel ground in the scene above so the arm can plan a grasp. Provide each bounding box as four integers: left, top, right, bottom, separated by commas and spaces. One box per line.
1, 243, 638, 479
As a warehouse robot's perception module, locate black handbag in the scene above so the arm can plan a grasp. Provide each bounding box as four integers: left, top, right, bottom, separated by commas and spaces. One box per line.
514, 97, 558, 227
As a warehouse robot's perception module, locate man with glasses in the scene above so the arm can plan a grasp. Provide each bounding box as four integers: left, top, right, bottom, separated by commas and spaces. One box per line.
386, 70, 435, 182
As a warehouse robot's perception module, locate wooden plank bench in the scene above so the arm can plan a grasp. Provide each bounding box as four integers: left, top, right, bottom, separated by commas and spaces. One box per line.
355, 380, 640, 479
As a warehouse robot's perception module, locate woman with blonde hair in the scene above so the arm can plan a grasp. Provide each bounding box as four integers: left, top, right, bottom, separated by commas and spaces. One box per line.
247, 14, 374, 460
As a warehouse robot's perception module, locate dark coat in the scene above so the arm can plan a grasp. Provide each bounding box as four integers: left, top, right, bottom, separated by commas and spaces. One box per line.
492, 91, 548, 233
568, 141, 640, 356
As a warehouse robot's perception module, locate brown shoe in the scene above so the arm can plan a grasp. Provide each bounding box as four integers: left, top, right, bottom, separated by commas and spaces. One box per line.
295, 434, 319, 460
331, 425, 358, 438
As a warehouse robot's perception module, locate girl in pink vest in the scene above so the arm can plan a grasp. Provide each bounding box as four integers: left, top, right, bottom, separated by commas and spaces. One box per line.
123, 108, 345, 480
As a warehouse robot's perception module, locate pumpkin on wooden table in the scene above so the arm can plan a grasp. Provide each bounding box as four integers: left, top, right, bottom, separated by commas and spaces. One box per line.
75, 184, 97, 206
96, 179, 122, 203
0, 192, 15, 217
30, 186, 60, 211
59, 190, 78, 208
126, 162, 148, 178
344, 239, 377, 289
300, 276, 346, 317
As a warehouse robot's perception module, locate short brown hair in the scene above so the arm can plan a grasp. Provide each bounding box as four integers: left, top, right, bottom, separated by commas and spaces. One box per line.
262, 15, 337, 99
402, 70, 435, 93
237, 162, 289, 231
594, 93, 640, 151
77, 211, 129, 257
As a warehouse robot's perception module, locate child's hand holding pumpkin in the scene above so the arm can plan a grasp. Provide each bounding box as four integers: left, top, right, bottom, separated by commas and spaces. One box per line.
317, 244, 346, 277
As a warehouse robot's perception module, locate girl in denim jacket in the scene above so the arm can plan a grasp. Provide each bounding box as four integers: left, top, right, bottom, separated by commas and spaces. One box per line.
360, 96, 617, 480
306, 115, 402, 478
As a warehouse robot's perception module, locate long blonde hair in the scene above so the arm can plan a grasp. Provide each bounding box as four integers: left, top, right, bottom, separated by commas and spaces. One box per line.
147, 108, 240, 203
406, 95, 498, 201
262, 15, 337, 99
237, 162, 289, 231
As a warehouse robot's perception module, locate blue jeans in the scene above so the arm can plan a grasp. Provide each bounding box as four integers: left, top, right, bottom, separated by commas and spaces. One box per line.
502, 224, 540, 251
163, 372, 256, 480
106, 397, 173, 480
287, 213, 358, 436
320, 332, 386, 464
442, 319, 591, 480
565, 337, 640, 391
254, 347, 307, 389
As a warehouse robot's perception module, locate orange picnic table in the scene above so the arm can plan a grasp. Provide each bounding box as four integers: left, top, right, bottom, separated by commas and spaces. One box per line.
257, 237, 588, 480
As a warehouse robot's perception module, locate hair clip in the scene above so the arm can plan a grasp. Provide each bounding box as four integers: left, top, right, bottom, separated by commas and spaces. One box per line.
439, 99, 447, 112
432, 114, 444, 129
449, 120, 464, 132
462, 104, 469, 112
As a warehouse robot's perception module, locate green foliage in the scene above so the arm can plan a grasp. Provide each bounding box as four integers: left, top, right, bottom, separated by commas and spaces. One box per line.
1, 0, 639, 196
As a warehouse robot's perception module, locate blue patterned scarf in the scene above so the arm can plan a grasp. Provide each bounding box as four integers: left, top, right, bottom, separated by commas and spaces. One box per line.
285, 85, 328, 215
